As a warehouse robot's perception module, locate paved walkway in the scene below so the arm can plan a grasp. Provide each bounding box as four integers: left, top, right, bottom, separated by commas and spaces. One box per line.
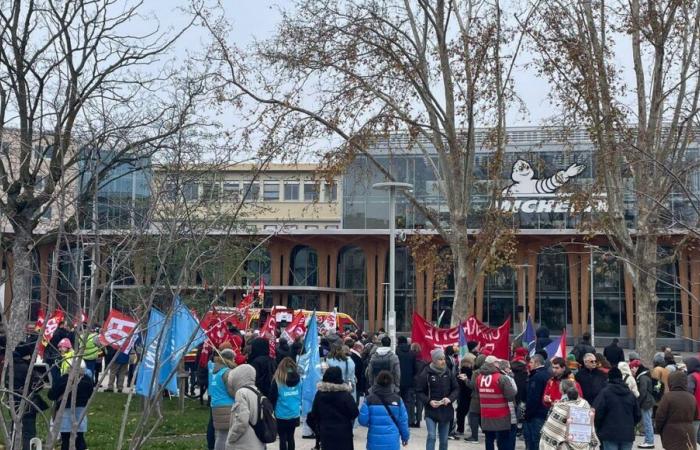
290, 425, 664, 449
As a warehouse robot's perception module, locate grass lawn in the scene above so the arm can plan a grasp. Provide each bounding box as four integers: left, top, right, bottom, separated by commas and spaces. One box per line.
2, 392, 210, 449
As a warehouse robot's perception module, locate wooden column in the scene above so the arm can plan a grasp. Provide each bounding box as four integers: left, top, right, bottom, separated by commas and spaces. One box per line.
476, 274, 485, 322
415, 268, 426, 321
679, 249, 691, 340
328, 247, 339, 310
425, 265, 435, 321
624, 269, 636, 339
317, 245, 329, 311
580, 252, 590, 332
527, 251, 537, 322
567, 251, 581, 338
691, 256, 700, 341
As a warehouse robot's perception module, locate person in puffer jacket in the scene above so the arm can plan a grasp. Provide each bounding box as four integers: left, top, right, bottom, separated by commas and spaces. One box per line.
226, 364, 265, 450
269, 357, 302, 450
208, 348, 236, 450
359, 370, 410, 450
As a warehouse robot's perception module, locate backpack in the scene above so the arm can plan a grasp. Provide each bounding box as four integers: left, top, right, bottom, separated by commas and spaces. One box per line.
242, 386, 277, 443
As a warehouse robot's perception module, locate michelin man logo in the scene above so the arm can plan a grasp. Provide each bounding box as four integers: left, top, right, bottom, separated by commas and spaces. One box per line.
502, 159, 586, 197
499, 159, 606, 213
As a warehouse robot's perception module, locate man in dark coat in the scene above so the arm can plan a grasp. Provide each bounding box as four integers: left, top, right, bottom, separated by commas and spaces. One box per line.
10, 338, 47, 450
575, 352, 607, 404
523, 354, 550, 450
247, 337, 276, 397
593, 368, 641, 449
571, 332, 596, 365
396, 336, 417, 426
349, 341, 366, 402
416, 348, 459, 450
603, 338, 625, 368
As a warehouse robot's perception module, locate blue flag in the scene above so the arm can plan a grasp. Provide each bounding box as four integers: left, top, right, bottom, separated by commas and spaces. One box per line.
523, 316, 536, 356
135, 309, 167, 397
158, 296, 207, 396
300, 311, 321, 417
458, 322, 468, 359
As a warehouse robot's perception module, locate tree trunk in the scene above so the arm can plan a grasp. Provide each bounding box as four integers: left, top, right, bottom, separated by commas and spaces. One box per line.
7, 231, 33, 349
629, 238, 659, 363
451, 244, 475, 325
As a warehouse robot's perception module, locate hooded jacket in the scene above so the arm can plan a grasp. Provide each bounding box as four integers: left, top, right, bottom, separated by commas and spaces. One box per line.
269, 370, 302, 420
524, 365, 550, 420
359, 384, 410, 450
655, 371, 697, 450
593, 378, 641, 443
617, 362, 639, 398
248, 337, 276, 397
635, 366, 655, 410
225, 364, 264, 450
473, 361, 517, 431
366, 347, 401, 389
308, 381, 359, 450
415, 363, 460, 423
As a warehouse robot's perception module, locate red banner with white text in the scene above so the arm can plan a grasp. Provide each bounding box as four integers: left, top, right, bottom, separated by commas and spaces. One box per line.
99, 309, 138, 352
410, 313, 510, 361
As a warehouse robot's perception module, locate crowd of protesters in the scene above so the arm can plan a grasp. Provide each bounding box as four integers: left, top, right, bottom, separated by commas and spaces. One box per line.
11, 317, 700, 450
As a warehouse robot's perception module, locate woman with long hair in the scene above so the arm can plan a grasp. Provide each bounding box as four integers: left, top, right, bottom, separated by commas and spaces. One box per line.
269, 357, 302, 450
540, 378, 599, 450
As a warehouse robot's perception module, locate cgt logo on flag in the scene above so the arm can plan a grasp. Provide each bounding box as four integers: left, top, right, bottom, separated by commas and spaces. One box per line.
99, 309, 138, 352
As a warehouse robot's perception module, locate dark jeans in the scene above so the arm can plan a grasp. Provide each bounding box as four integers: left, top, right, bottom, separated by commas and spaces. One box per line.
456, 401, 469, 433
485, 425, 516, 450
400, 386, 416, 424
277, 418, 299, 450
600, 442, 633, 450
523, 417, 545, 450
61, 432, 86, 450
468, 412, 480, 439
207, 409, 215, 450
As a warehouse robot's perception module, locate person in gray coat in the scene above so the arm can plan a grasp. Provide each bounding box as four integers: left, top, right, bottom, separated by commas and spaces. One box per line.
366, 336, 401, 389
226, 364, 265, 450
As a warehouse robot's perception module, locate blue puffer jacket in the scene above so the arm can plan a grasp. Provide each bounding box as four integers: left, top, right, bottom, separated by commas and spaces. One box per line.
359, 385, 410, 450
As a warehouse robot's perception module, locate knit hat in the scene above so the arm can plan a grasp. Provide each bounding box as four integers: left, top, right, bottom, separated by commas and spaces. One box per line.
58, 338, 72, 350
567, 353, 577, 361
629, 359, 641, 369
608, 367, 623, 380
462, 353, 476, 366
430, 348, 445, 363
323, 366, 344, 384
514, 347, 529, 358
220, 348, 235, 361
628, 351, 640, 362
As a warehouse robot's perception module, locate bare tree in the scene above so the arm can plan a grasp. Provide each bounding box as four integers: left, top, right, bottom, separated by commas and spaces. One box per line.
200, 0, 535, 324
525, 0, 700, 359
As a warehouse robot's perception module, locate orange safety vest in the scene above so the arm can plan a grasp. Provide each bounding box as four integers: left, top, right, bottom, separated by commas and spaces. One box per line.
477, 372, 510, 419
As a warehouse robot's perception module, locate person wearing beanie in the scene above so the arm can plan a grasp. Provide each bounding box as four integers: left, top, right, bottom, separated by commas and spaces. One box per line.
593, 367, 641, 449
58, 337, 76, 376
566, 353, 580, 373
208, 346, 237, 450
307, 366, 359, 450
416, 347, 459, 450
630, 360, 655, 448
655, 370, 697, 450
473, 353, 517, 448
366, 336, 401, 390
628, 351, 640, 362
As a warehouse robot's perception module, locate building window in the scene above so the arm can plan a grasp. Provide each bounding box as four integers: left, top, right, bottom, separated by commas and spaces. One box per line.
242, 182, 259, 201
304, 182, 319, 202
182, 181, 199, 201
263, 182, 280, 201
305, 225, 319, 230
284, 182, 300, 201
223, 181, 240, 201
325, 182, 338, 202
201, 182, 220, 202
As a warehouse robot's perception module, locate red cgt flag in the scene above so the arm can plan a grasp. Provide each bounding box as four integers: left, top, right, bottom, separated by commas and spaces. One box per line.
237, 292, 255, 311
99, 309, 138, 352
410, 313, 511, 361
284, 311, 307, 341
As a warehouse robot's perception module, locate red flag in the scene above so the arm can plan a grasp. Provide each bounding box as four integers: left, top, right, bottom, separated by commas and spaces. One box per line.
410, 313, 510, 361
99, 309, 138, 352
260, 314, 277, 358
257, 278, 265, 300
35, 309, 46, 331
237, 292, 255, 310
38, 309, 65, 356
284, 311, 307, 341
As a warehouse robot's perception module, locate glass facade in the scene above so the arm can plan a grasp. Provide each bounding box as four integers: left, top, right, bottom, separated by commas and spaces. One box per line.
289, 245, 319, 309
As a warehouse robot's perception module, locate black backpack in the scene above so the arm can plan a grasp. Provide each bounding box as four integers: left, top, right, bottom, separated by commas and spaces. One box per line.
242, 386, 277, 443
371, 356, 392, 377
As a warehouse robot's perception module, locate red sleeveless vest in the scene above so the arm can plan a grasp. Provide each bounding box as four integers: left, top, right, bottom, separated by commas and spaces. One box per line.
477, 372, 510, 419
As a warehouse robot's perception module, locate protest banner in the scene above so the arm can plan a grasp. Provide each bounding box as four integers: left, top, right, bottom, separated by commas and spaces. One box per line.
99, 309, 138, 352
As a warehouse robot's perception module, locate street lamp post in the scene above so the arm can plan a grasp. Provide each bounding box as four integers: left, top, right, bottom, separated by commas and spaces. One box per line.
373, 182, 413, 352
